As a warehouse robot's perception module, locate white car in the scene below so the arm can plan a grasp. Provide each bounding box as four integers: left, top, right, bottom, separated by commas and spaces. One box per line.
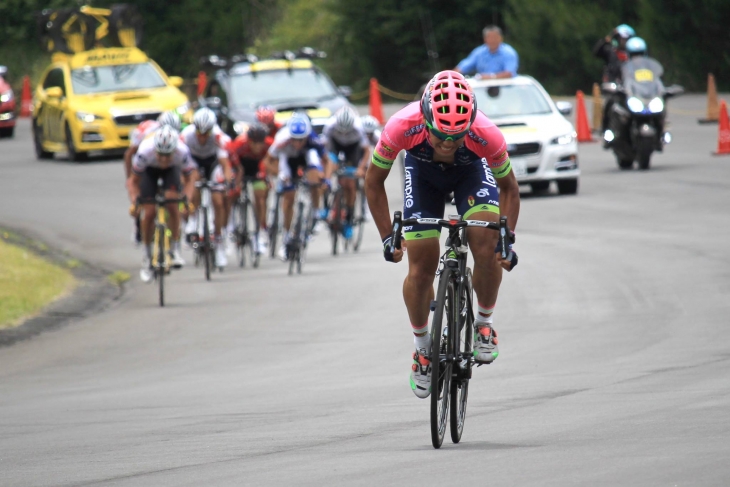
467, 75, 579, 195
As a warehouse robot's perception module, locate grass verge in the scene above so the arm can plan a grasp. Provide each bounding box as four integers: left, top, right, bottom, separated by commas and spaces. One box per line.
0, 239, 76, 330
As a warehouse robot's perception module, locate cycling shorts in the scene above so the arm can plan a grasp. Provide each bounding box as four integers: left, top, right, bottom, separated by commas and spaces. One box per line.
239, 158, 268, 191
329, 140, 363, 168
279, 151, 322, 192
140, 166, 181, 200
193, 154, 225, 191
402, 153, 500, 240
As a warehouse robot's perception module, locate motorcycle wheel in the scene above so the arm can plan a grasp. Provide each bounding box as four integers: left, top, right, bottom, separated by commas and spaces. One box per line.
616, 157, 634, 170
637, 137, 654, 171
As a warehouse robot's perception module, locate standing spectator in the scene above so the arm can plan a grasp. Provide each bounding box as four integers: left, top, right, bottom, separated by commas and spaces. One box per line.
455, 26, 518, 79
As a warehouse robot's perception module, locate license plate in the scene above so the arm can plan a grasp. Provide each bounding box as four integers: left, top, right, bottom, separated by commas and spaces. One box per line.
512, 158, 527, 177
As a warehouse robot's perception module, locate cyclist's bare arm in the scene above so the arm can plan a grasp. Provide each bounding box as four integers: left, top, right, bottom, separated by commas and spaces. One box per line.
496, 169, 520, 231
127, 173, 141, 204
357, 145, 371, 175
123, 145, 138, 179
220, 156, 233, 182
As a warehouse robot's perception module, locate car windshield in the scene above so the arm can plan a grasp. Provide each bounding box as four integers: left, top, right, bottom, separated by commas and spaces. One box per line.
70, 63, 166, 95
229, 68, 338, 108
473, 84, 553, 118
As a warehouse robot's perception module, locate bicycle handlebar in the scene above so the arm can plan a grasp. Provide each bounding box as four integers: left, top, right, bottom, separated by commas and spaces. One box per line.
389, 211, 514, 260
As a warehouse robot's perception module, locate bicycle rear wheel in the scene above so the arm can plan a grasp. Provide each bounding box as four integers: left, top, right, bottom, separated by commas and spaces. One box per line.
330, 189, 343, 256
232, 199, 246, 268
430, 267, 454, 449
450, 268, 473, 443
354, 186, 366, 252
269, 192, 281, 259
156, 224, 165, 307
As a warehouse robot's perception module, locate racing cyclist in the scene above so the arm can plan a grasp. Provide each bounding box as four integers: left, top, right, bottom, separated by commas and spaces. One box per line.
365, 70, 520, 398
265, 113, 325, 260
123, 111, 181, 244
228, 123, 273, 254
127, 126, 196, 282
181, 108, 233, 267
360, 115, 382, 148
322, 106, 371, 239
256, 105, 282, 137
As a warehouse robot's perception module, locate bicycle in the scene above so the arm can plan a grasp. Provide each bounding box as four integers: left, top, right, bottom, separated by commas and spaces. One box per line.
286, 177, 316, 275
327, 164, 364, 255
231, 177, 260, 268
190, 178, 218, 280
352, 176, 367, 252
136, 178, 187, 307
388, 211, 514, 449
268, 183, 282, 260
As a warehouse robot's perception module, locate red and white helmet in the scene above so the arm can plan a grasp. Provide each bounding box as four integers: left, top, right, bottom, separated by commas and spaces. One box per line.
256, 105, 276, 125
420, 70, 477, 134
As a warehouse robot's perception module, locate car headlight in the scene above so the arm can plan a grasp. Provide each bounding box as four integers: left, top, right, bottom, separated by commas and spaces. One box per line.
76, 111, 102, 123
648, 97, 664, 113
627, 97, 644, 113
175, 103, 189, 115
233, 121, 249, 135
0, 92, 13, 103
550, 132, 576, 145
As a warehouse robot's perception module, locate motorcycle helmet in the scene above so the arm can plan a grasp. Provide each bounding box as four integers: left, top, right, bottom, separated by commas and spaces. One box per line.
626, 37, 647, 55
615, 24, 635, 39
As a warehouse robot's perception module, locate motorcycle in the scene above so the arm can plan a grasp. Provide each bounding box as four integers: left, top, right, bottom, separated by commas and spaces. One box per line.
601, 59, 683, 170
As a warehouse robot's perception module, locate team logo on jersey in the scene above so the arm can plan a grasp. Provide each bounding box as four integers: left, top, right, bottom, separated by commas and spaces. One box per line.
468, 195, 475, 207
405, 124, 425, 137
468, 132, 487, 146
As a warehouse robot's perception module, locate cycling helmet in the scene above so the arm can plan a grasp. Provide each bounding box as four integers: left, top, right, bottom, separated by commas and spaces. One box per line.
154, 125, 178, 154
360, 115, 380, 134
615, 24, 636, 39
420, 70, 476, 134
193, 107, 217, 134
287, 113, 312, 139
256, 105, 276, 125
157, 110, 181, 132
626, 37, 647, 55
247, 122, 268, 143
334, 106, 358, 132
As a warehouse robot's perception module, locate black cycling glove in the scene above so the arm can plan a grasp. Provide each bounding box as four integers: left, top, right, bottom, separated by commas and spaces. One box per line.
383, 236, 395, 262
495, 232, 518, 271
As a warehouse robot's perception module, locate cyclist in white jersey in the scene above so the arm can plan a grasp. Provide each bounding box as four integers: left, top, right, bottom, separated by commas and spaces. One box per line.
128, 126, 196, 282
180, 108, 232, 267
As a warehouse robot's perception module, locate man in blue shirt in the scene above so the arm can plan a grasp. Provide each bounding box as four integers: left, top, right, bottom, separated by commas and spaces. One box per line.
455, 25, 519, 79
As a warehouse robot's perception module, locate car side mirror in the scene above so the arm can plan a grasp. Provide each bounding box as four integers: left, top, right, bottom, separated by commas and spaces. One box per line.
169, 76, 184, 88
555, 101, 573, 116
45, 87, 63, 98
338, 85, 352, 98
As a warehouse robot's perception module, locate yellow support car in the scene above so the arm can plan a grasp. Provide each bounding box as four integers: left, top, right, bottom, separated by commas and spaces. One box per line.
32, 47, 190, 161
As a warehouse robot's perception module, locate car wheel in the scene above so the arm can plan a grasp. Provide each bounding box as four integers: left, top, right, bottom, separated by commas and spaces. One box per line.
33, 120, 53, 159
530, 181, 550, 194
557, 179, 578, 195
65, 123, 87, 162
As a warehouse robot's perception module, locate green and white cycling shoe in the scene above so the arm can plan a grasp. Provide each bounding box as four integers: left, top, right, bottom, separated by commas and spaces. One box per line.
474, 324, 499, 363
410, 348, 431, 399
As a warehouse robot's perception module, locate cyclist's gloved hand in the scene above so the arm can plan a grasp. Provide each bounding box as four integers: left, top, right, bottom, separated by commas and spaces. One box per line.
322, 178, 332, 191
383, 236, 395, 262
495, 231, 518, 271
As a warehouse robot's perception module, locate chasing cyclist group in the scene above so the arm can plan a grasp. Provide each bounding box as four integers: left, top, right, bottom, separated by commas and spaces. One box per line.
124, 70, 520, 399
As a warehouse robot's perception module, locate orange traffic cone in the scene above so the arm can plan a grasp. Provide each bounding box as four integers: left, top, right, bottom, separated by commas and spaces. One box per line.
575, 90, 594, 142
712, 100, 730, 155
369, 78, 384, 124
196, 71, 207, 97
20, 75, 32, 118
698, 73, 719, 124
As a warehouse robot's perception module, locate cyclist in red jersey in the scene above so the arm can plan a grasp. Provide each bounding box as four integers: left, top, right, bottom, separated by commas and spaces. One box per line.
365, 70, 520, 399
256, 105, 282, 137
228, 123, 274, 253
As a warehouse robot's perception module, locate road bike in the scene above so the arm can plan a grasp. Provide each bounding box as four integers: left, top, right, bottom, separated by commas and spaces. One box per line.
388, 211, 513, 448
231, 177, 260, 268
286, 178, 316, 275
190, 178, 218, 280
268, 183, 282, 260
136, 178, 186, 307
327, 165, 366, 255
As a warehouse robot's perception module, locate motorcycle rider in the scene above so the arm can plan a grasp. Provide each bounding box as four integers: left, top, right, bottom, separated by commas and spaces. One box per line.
594, 24, 635, 144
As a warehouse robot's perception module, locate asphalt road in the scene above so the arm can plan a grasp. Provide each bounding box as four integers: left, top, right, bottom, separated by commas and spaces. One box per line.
1, 96, 729, 486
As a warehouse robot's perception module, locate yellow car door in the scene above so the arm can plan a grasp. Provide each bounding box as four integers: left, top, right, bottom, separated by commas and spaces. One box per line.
40, 67, 67, 144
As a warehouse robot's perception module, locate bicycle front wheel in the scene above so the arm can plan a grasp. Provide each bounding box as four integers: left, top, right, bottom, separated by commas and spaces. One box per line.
156, 224, 165, 307
430, 266, 454, 449
202, 208, 211, 281
450, 268, 473, 443
269, 193, 281, 259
